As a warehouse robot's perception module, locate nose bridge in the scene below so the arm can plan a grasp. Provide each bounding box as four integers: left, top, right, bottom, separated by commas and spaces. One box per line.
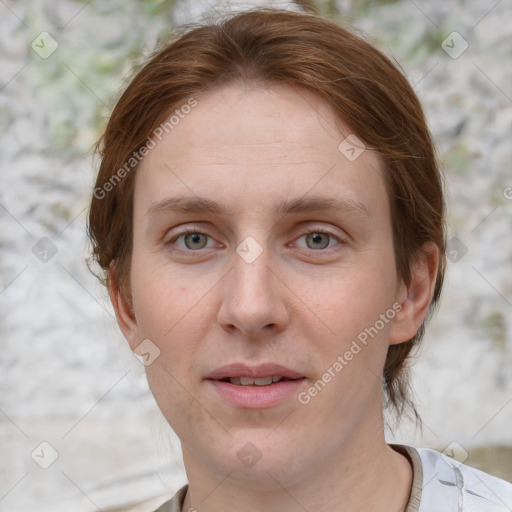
218, 234, 288, 335
232, 236, 275, 305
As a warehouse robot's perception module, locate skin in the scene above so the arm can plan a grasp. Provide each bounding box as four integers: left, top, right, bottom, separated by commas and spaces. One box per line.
110, 82, 439, 512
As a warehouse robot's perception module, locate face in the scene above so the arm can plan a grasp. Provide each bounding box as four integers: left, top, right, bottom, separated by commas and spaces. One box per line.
114, 82, 423, 488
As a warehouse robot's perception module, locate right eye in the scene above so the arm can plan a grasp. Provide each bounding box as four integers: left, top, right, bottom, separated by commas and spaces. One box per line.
167, 229, 221, 254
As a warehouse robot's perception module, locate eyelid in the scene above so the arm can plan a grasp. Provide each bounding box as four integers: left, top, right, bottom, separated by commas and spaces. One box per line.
292, 227, 346, 248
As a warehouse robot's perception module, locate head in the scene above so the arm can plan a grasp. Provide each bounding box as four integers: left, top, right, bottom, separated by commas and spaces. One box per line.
88, 7, 445, 485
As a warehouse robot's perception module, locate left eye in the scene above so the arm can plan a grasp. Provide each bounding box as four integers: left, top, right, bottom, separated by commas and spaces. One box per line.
295, 230, 342, 250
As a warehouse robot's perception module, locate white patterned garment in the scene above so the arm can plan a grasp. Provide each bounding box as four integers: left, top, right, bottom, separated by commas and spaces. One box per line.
152, 446, 512, 512
414, 447, 512, 511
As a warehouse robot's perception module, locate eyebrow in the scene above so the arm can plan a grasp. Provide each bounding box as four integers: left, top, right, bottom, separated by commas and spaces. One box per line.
145, 195, 370, 219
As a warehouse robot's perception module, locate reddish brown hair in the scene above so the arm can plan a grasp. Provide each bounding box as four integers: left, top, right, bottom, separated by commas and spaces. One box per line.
87, 7, 446, 419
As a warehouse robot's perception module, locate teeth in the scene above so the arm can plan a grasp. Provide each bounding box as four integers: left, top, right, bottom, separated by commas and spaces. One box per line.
228, 376, 284, 386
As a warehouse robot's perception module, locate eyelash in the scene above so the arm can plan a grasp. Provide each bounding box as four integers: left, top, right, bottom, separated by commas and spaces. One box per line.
166, 227, 345, 255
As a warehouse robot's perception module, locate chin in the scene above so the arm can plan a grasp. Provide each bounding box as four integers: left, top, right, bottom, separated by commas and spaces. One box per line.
201, 432, 315, 490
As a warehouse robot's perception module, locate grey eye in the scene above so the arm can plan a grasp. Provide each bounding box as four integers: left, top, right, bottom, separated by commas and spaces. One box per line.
183, 232, 209, 250
305, 232, 331, 250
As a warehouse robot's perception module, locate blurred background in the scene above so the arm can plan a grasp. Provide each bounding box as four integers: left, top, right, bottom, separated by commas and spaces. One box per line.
0, 0, 511, 510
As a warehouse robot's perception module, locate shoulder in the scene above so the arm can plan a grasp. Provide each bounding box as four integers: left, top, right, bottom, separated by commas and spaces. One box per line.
413, 446, 512, 511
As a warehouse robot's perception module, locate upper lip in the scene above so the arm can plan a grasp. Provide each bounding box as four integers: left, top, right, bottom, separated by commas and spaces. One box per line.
206, 363, 305, 380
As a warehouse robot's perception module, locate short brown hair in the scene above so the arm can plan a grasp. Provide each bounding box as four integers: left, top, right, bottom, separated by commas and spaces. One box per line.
87, 7, 447, 419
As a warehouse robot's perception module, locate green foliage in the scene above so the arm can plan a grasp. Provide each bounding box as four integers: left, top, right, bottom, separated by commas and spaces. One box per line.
442, 144, 474, 176
479, 311, 507, 353
307, 0, 403, 21
140, 0, 177, 17
26, 1, 177, 158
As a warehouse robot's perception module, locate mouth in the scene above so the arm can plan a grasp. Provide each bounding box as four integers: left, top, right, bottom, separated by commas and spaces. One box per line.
216, 376, 304, 386
206, 362, 306, 383
205, 363, 307, 408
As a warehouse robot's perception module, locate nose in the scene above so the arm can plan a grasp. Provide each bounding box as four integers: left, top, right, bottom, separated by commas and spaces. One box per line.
217, 243, 290, 337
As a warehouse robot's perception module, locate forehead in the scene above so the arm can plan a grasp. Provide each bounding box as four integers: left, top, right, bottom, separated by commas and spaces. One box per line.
134, 82, 388, 220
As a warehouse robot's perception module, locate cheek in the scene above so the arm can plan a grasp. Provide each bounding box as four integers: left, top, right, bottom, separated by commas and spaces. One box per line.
300, 257, 398, 339
128, 256, 216, 399
133, 275, 210, 436
130, 250, 209, 339
296, 270, 396, 422
294, 252, 398, 405
144, 359, 215, 448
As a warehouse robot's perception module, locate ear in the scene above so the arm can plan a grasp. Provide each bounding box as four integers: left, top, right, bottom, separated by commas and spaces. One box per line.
389, 241, 440, 346
108, 264, 139, 351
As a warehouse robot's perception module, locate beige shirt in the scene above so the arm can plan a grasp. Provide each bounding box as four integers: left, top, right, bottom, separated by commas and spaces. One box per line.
153, 444, 422, 512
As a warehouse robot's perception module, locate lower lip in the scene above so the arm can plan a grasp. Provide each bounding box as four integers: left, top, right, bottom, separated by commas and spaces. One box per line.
206, 378, 306, 409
